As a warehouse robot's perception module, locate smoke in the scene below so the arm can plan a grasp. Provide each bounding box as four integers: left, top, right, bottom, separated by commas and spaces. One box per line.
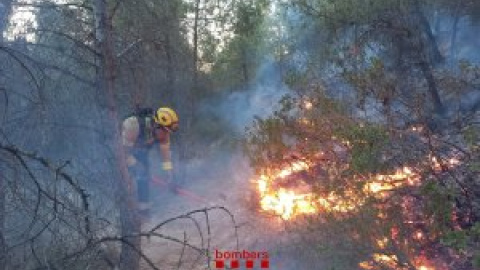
442, 16, 480, 63
202, 59, 291, 134
163, 58, 292, 191
149, 9, 480, 270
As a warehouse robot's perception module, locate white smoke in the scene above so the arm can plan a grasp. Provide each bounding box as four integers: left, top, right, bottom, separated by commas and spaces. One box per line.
209, 60, 290, 133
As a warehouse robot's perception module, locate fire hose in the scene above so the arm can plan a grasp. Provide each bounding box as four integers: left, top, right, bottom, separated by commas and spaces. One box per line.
151, 175, 208, 204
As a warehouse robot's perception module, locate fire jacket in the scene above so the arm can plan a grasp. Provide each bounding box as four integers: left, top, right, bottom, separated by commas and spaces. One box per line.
121, 115, 172, 171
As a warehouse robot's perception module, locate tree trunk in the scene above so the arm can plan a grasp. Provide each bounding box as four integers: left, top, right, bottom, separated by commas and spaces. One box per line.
0, 0, 13, 43
0, 2, 13, 268
450, 7, 461, 63
177, 0, 201, 183
418, 60, 444, 115
241, 45, 249, 84
193, 0, 200, 89
93, 0, 140, 269
165, 33, 175, 93
0, 161, 6, 270
411, 0, 444, 65
405, 0, 445, 115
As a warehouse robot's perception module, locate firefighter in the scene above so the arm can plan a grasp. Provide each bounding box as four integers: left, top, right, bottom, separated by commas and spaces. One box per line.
121, 107, 179, 217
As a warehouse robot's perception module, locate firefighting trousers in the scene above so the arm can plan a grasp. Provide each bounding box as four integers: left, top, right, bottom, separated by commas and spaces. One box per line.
128, 148, 150, 204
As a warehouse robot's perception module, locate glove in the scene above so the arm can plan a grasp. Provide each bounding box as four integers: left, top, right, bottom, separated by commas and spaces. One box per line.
162, 161, 173, 171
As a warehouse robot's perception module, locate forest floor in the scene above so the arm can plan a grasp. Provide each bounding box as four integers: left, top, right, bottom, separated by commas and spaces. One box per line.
138, 151, 314, 270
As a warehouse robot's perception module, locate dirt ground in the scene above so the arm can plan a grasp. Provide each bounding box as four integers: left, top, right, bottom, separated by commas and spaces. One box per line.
138, 152, 310, 270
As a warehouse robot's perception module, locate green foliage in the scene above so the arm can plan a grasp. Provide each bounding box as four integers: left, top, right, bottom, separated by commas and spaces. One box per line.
474, 254, 480, 269
343, 58, 400, 111
245, 112, 290, 171
442, 221, 480, 267
442, 230, 468, 250
292, 0, 410, 30
463, 126, 479, 149
421, 181, 455, 233
337, 123, 388, 173
209, 0, 270, 89
234, 1, 269, 36
283, 69, 309, 89
245, 84, 391, 178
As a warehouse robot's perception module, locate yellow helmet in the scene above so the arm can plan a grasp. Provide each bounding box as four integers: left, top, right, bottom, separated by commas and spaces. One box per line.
153, 107, 179, 131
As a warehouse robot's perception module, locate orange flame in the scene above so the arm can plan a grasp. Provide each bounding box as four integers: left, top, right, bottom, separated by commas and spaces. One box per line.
256, 161, 316, 219
254, 162, 428, 220
252, 153, 460, 270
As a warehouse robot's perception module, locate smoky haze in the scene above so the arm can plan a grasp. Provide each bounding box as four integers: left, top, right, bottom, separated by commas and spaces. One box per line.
202, 59, 290, 134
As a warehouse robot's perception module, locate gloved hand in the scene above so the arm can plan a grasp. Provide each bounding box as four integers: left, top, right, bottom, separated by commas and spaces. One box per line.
162, 161, 173, 171
162, 161, 173, 183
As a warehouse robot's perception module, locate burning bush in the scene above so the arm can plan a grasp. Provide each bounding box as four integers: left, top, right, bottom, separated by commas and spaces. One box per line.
244, 86, 479, 269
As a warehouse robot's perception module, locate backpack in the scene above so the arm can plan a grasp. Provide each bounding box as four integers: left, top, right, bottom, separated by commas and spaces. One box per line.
130, 107, 155, 147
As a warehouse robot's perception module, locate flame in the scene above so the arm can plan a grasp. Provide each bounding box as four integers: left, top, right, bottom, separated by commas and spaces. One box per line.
256, 161, 316, 219
358, 251, 438, 270
430, 155, 460, 172
303, 100, 313, 110
276, 161, 309, 178
359, 254, 403, 270
253, 155, 461, 220
413, 231, 424, 240
260, 189, 316, 219
364, 166, 421, 196
254, 161, 428, 220
413, 255, 437, 270
376, 237, 389, 249
373, 253, 399, 268
252, 151, 461, 269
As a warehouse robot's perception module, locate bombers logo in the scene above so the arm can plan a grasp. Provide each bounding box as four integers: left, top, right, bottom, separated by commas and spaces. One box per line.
214, 249, 270, 269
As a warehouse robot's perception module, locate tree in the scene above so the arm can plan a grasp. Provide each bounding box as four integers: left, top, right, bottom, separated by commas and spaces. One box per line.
0, 2, 14, 268
209, 0, 270, 90
245, 78, 479, 268
93, 0, 142, 268
1, 0, 14, 42
287, 0, 449, 115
